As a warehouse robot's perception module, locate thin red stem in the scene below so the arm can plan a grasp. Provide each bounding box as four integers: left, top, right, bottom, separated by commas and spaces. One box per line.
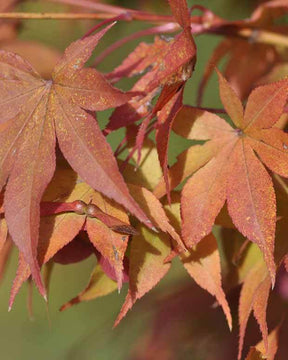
82, 12, 132, 39
40, 202, 77, 216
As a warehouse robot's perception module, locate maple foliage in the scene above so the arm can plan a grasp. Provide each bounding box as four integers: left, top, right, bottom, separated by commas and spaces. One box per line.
0, 23, 152, 296
0, 0, 288, 358
165, 73, 288, 285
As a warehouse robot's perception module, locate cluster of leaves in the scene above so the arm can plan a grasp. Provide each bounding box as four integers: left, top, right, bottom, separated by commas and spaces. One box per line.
0, 0, 288, 358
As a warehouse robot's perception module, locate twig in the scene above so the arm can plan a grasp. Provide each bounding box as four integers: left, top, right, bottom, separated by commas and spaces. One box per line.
0, 13, 287, 49
0, 12, 175, 23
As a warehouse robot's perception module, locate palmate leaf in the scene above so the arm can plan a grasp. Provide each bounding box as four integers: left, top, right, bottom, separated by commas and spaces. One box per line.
8, 178, 134, 308
0, 24, 151, 297
163, 72, 288, 285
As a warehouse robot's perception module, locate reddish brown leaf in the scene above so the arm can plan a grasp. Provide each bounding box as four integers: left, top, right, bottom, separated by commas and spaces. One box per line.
247, 128, 288, 178
181, 139, 236, 246
238, 261, 271, 360
227, 140, 276, 283
168, 0, 191, 29
4, 91, 56, 297
114, 226, 171, 327
156, 89, 183, 200
8, 178, 134, 307
107, 21, 196, 134
182, 233, 232, 330
0, 25, 151, 295
8, 182, 88, 308
87, 221, 128, 291
9, 252, 31, 310
243, 79, 288, 130
84, 188, 131, 290
163, 193, 232, 330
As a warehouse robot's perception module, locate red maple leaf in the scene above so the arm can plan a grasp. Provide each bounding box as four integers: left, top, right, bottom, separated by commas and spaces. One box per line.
0, 24, 151, 297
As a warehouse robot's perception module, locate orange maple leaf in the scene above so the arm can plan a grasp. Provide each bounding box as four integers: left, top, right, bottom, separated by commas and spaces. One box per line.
159, 71, 288, 285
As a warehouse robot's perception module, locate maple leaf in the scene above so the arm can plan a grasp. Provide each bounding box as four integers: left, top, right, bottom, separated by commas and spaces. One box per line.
236, 173, 288, 360
155, 89, 184, 201
163, 192, 232, 330
114, 183, 188, 326
164, 71, 288, 285
0, 24, 151, 297
8, 177, 134, 308
105, 0, 196, 135
251, 325, 279, 360
1, 40, 61, 79
60, 263, 118, 311
115, 190, 231, 329
238, 260, 271, 360
245, 325, 279, 360
114, 226, 172, 327
104, 1, 196, 197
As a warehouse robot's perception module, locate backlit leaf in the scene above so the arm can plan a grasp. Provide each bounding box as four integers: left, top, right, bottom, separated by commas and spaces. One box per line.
114, 226, 171, 327
60, 263, 117, 311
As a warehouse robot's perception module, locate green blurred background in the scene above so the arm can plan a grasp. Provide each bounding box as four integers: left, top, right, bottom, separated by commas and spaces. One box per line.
0, 1, 252, 359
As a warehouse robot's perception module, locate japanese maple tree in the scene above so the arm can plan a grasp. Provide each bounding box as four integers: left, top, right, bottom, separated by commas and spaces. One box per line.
0, 0, 288, 359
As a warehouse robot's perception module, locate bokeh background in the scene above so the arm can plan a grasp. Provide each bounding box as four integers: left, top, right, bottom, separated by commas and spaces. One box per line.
0, 0, 253, 359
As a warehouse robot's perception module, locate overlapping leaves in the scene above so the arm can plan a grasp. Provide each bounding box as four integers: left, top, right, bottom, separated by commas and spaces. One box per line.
0, 24, 151, 297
